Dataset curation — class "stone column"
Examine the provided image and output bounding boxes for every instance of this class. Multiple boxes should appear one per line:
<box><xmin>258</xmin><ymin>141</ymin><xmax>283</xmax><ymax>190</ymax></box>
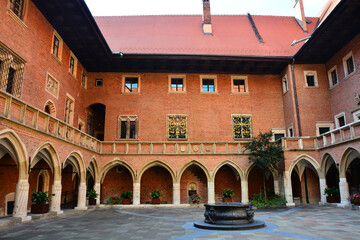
<box><xmin>50</xmin><ymin>181</ymin><xmax>63</xmax><ymax>214</ymax></box>
<box><xmin>319</xmin><ymin>178</ymin><xmax>327</xmax><ymax>204</ymax></box>
<box><xmin>338</xmin><ymin>177</ymin><xmax>350</xmax><ymax>207</ymax></box>
<box><xmin>133</xmin><ymin>183</ymin><xmax>140</xmax><ymax>205</ymax></box>
<box><xmin>207</xmin><ymin>181</ymin><xmax>215</xmax><ymax>204</ymax></box>
<box><xmin>13</xmin><ymin>179</ymin><xmax>31</xmax><ymax>221</ymax></box>
<box><xmin>284</xmin><ymin>171</ymin><xmax>295</xmax><ymax>207</ymax></box>
<box><xmin>94</xmin><ymin>183</ymin><xmax>101</xmax><ymax>205</ymax></box>
<box><xmin>241</xmin><ymin>180</ymin><xmax>249</xmax><ymax>203</ymax></box>
<box><xmin>75</xmin><ymin>182</ymin><xmax>88</xmax><ymax>210</ymax></box>
<box><xmin>173</xmin><ymin>183</ymin><xmax>180</xmax><ymax>205</ymax></box>
<box><xmin>274</xmin><ymin>179</ymin><xmax>280</xmax><ymax>195</ymax></box>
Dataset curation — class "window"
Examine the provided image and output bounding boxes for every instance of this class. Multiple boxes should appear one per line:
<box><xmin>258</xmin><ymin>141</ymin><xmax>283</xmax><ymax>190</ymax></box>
<box><xmin>328</xmin><ymin>66</ymin><xmax>338</xmax><ymax>88</ymax></box>
<box><xmin>95</xmin><ymin>79</ymin><xmax>103</xmax><ymax>87</ymax></box>
<box><xmin>272</xmin><ymin>129</ymin><xmax>286</xmax><ymax>141</ymax></box>
<box><xmin>51</xmin><ymin>31</ymin><xmax>63</xmax><ymax>62</ymax></box>
<box><xmin>200</xmin><ymin>75</ymin><xmax>217</xmax><ymax>93</ymax></box>
<box><xmin>316</xmin><ymin>122</ymin><xmax>334</xmax><ymax>136</ymax></box>
<box><xmin>352</xmin><ymin>110</ymin><xmax>360</xmax><ymax>122</ymax></box>
<box><xmin>81</xmin><ymin>71</ymin><xmax>87</xmax><ymax>89</ymax></box>
<box><xmin>69</xmin><ymin>52</ymin><xmax>77</xmax><ymax>78</ymax></box>
<box><xmin>123</xmin><ymin>76</ymin><xmax>139</xmax><ymax>93</ymax></box>
<box><xmin>304</xmin><ymin>71</ymin><xmax>318</xmax><ymax>87</ymax></box>
<box><xmin>0</xmin><ymin>44</ymin><xmax>25</xmax><ymax>98</ymax></box>
<box><xmin>343</xmin><ymin>51</ymin><xmax>356</xmax><ymax>77</ymax></box>
<box><xmin>282</xmin><ymin>75</ymin><xmax>288</xmax><ymax>94</ymax></box>
<box><xmin>169</xmin><ymin>75</ymin><xmax>186</xmax><ymax>93</ymax></box>
<box><xmin>287</xmin><ymin>125</ymin><xmax>294</xmax><ymax>137</ymax></box>
<box><xmin>10</xmin><ymin>0</ymin><xmax>25</xmax><ymax>18</ymax></box>
<box><xmin>335</xmin><ymin>112</ymin><xmax>346</xmax><ymax>128</ymax></box>
<box><xmin>232</xmin><ymin>115</ymin><xmax>252</xmax><ymax>139</ymax></box>
<box><xmin>231</xmin><ymin>76</ymin><xmax>248</xmax><ymax>93</ymax></box>
<box><xmin>64</xmin><ymin>95</ymin><xmax>74</xmax><ymax>125</ymax></box>
<box><xmin>117</xmin><ymin>116</ymin><xmax>139</xmax><ymax>140</ymax></box>
<box><xmin>167</xmin><ymin>114</ymin><xmax>188</xmax><ymax>140</ymax></box>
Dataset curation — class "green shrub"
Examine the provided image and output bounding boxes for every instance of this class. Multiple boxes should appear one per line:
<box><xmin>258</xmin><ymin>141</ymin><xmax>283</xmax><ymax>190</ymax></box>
<box><xmin>150</xmin><ymin>190</ymin><xmax>161</xmax><ymax>199</ymax></box>
<box><xmin>121</xmin><ymin>190</ymin><xmax>133</xmax><ymax>199</ymax></box>
<box><xmin>221</xmin><ymin>189</ymin><xmax>234</xmax><ymax>198</ymax></box>
<box><xmin>31</xmin><ymin>190</ymin><xmax>55</xmax><ymax>204</ymax></box>
<box><xmin>250</xmin><ymin>191</ymin><xmax>286</xmax><ymax>207</ymax></box>
<box><xmin>86</xmin><ymin>189</ymin><xmax>99</xmax><ymax>199</ymax></box>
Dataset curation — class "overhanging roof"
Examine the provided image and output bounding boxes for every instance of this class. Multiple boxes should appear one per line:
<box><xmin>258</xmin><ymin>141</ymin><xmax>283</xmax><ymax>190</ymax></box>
<box><xmin>295</xmin><ymin>0</ymin><xmax>360</xmax><ymax>63</ymax></box>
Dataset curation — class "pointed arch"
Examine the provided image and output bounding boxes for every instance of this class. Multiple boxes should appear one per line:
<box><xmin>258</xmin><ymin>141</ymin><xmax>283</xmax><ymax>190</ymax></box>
<box><xmin>0</xmin><ymin>129</ymin><xmax>28</xmax><ymax>180</ymax></box>
<box><xmin>137</xmin><ymin>160</ymin><xmax>176</xmax><ymax>183</ymax></box>
<box><xmin>339</xmin><ymin>147</ymin><xmax>360</xmax><ymax>178</ymax></box>
<box><xmin>177</xmin><ymin>159</ymin><xmax>210</xmax><ymax>183</ymax></box>
<box><xmin>87</xmin><ymin>157</ymin><xmax>100</xmax><ymax>183</ymax></box>
<box><xmin>31</xmin><ymin>142</ymin><xmax>61</xmax><ymax>181</ymax></box>
<box><xmin>64</xmin><ymin>151</ymin><xmax>86</xmax><ymax>182</ymax></box>
<box><xmin>44</xmin><ymin>99</ymin><xmax>56</xmax><ymax>116</ymax></box>
<box><xmin>245</xmin><ymin>162</ymin><xmax>278</xmax><ymax>181</ymax></box>
<box><xmin>320</xmin><ymin>152</ymin><xmax>337</xmax><ymax>179</ymax></box>
<box><xmin>288</xmin><ymin>154</ymin><xmax>320</xmax><ymax>177</ymax></box>
<box><xmin>99</xmin><ymin>159</ymin><xmax>136</xmax><ymax>184</ymax></box>
<box><xmin>212</xmin><ymin>160</ymin><xmax>244</xmax><ymax>182</ymax></box>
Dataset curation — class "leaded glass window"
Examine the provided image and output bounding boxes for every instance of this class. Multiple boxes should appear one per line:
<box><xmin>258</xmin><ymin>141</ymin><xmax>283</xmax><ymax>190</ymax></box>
<box><xmin>167</xmin><ymin>114</ymin><xmax>188</xmax><ymax>140</ymax></box>
<box><xmin>232</xmin><ymin>115</ymin><xmax>252</xmax><ymax>139</ymax></box>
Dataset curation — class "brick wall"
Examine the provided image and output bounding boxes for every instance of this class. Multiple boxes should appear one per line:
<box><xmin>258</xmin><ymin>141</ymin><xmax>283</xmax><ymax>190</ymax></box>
<box><xmin>248</xmin><ymin>166</ymin><xmax>274</xmax><ymax>199</ymax></box>
<box><xmin>180</xmin><ymin>165</ymin><xmax>208</xmax><ymax>204</ymax></box>
<box><xmin>101</xmin><ymin>166</ymin><xmax>133</xmax><ymax>202</ymax></box>
<box><xmin>0</xmin><ymin>154</ymin><xmax>18</xmax><ymax>216</ymax></box>
<box><xmin>214</xmin><ymin>165</ymin><xmax>241</xmax><ymax>202</ymax></box>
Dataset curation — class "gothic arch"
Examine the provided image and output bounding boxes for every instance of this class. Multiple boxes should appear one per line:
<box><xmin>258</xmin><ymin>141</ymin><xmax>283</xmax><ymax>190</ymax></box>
<box><xmin>100</xmin><ymin>159</ymin><xmax>136</xmax><ymax>184</ymax></box>
<box><xmin>44</xmin><ymin>100</ymin><xmax>56</xmax><ymax>116</ymax></box>
<box><xmin>137</xmin><ymin>160</ymin><xmax>176</xmax><ymax>184</ymax></box>
<box><xmin>87</xmin><ymin>157</ymin><xmax>100</xmax><ymax>184</ymax></box>
<box><xmin>320</xmin><ymin>152</ymin><xmax>337</xmax><ymax>179</ymax></box>
<box><xmin>288</xmin><ymin>154</ymin><xmax>320</xmax><ymax>177</ymax></box>
<box><xmin>212</xmin><ymin>160</ymin><xmax>244</xmax><ymax>182</ymax></box>
<box><xmin>245</xmin><ymin>162</ymin><xmax>278</xmax><ymax>181</ymax></box>
<box><xmin>177</xmin><ymin>159</ymin><xmax>210</xmax><ymax>183</ymax></box>
<box><xmin>339</xmin><ymin>147</ymin><xmax>360</xmax><ymax>178</ymax></box>
<box><xmin>31</xmin><ymin>142</ymin><xmax>61</xmax><ymax>181</ymax></box>
<box><xmin>64</xmin><ymin>151</ymin><xmax>86</xmax><ymax>182</ymax></box>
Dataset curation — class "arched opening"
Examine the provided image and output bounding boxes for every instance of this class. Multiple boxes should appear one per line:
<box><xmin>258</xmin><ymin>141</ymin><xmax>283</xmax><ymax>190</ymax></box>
<box><xmin>0</xmin><ymin>152</ymin><xmax>18</xmax><ymax>217</ymax></box>
<box><xmin>247</xmin><ymin>166</ymin><xmax>274</xmax><ymax>199</ymax></box>
<box><xmin>61</xmin><ymin>159</ymin><xmax>80</xmax><ymax>209</ymax></box>
<box><xmin>140</xmin><ymin>165</ymin><xmax>173</xmax><ymax>204</ymax></box>
<box><xmin>86</xmin><ymin>161</ymin><xmax>97</xmax><ymax>192</ymax></box>
<box><xmin>44</xmin><ymin>100</ymin><xmax>56</xmax><ymax>117</ymax></box>
<box><xmin>86</xmin><ymin>103</ymin><xmax>106</xmax><ymax>141</ymax></box>
<box><xmin>346</xmin><ymin>158</ymin><xmax>360</xmax><ymax>196</ymax></box>
<box><xmin>290</xmin><ymin>159</ymin><xmax>320</xmax><ymax>204</ymax></box>
<box><xmin>101</xmin><ymin>164</ymin><xmax>133</xmax><ymax>203</ymax></box>
<box><xmin>180</xmin><ymin>164</ymin><xmax>208</xmax><ymax>204</ymax></box>
<box><xmin>214</xmin><ymin>164</ymin><xmax>241</xmax><ymax>202</ymax></box>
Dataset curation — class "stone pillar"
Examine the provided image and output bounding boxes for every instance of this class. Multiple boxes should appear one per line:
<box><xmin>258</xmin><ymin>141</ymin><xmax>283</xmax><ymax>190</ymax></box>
<box><xmin>284</xmin><ymin>171</ymin><xmax>295</xmax><ymax>207</ymax></box>
<box><xmin>338</xmin><ymin>177</ymin><xmax>350</xmax><ymax>207</ymax></box>
<box><xmin>207</xmin><ymin>181</ymin><xmax>215</xmax><ymax>204</ymax></box>
<box><xmin>274</xmin><ymin>179</ymin><xmax>280</xmax><ymax>195</ymax></box>
<box><xmin>241</xmin><ymin>180</ymin><xmax>249</xmax><ymax>203</ymax></box>
<box><xmin>50</xmin><ymin>181</ymin><xmax>63</xmax><ymax>214</ymax></box>
<box><xmin>13</xmin><ymin>179</ymin><xmax>31</xmax><ymax>221</ymax></box>
<box><xmin>75</xmin><ymin>182</ymin><xmax>88</xmax><ymax>210</ymax></box>
<box><xmin>94</xmin><ymin>183</ymin><xmax>101</xmax><ymax>205</ymax></box>
<box><xmin>173</xmin><ymin>183</ymin><xmax>180</xmax><ymax>205</ymax></box>
<box><xmin>319</xmin><ymin>178</ymin><xmax>327</xmax><ymax>204</ymax></box>
<box><xmin>133</xmin><ymin>183</ymin><xmax>140</xmax><ymax>205</ymax></box>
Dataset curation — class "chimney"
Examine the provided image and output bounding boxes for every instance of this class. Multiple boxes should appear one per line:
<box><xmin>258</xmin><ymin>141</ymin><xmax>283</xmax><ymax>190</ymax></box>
<box><xmin>202</xmin><ymin>0</ymin><xmax>212</xmax><ymax>35</ymax></box>
<box><xmin>294</xmin><ymin>0</ymin><xmax>308</xmax><ymax>32</ymax></box>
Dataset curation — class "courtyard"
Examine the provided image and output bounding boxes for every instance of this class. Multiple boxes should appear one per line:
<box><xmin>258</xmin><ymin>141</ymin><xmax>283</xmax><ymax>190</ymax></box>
<box><xmin>0</xmin><ymin>205</ymin><xmax>359</xmax><ymax>240</ymax></box>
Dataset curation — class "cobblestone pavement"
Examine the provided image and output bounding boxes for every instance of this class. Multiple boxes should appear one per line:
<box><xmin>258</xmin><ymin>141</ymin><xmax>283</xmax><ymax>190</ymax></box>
<box><xmin>0</xmin><ymin>205</ymin><xmax>359</xmax><ymax>240</ymax></box>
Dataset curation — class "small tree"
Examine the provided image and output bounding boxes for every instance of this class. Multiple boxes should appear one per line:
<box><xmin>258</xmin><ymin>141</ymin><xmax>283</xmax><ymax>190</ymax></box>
<box><xmin>244</xmin><ymin>131</ymin><xmax>284</xmax><ymax>199</ymax></box>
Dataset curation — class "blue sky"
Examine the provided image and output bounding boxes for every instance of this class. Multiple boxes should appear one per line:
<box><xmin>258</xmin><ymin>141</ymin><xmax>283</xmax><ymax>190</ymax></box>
<box><xmin>85</xmin><ymin>0</ymin><xmax>328</xmax><ymax>17</ymax></box>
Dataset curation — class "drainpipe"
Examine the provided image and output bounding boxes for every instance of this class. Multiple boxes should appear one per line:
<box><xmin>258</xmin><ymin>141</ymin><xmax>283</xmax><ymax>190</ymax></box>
<box><xmin>291</xmin><ymin>58</ymin><xmax>302</xmax><ymax>136</ymax></box>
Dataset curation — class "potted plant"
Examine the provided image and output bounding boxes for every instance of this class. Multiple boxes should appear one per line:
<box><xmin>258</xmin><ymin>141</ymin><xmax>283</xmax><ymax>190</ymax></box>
<box><xmin>188</xmin><ymin>194</ymin><xmax>201</xmax><ymax>204</ymax></box>
<box><xmin>106</xmin><ymin>195</ymin><xmax>121</xmax><ymax>204</ymax></box>
<box><xmin>31</xmin><ymin>190</ymin><xmax>55</xmax><ymax>214</ymax></box>
<box><xmin>121</xmin><ymin>190</ymin><xmax>133</xmax><ymax>205</ymax></box>
<box><xmin>323</xmin><ymin>187</ymin><xmax>340</xmax><ymax>203</ymax></box>
<box><xmin>349</xmin><ymin>193</ymin><xmax>360</xmax><ymax>205</ymax></box>
<box><xmin>221</xmin><ymin>189</ymin><xmax>234</xmax><ymax>202</ymax></box>
<box><xmin>150</xmin><ymin>190</ymin><xmax>161</xmax><ymax>204</ymax></box>
<box><xmin>86</xmin><ymin>189</ymin><xmax>99</xmax><ymax>205</ymax></box>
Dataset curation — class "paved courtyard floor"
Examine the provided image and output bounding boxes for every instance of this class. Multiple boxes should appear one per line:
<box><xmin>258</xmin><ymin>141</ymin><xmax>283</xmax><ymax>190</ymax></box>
<box><xmin>0</xmin><ymin>205</ymin><xmax>359</xmax><ymax>240</ymax></box>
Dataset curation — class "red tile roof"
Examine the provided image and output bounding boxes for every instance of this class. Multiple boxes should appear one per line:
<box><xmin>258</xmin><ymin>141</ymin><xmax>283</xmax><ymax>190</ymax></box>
<box><xmin>95</xmin><ymin>15</ymin><xmax>318</xmax><ymax>57</ymax></box>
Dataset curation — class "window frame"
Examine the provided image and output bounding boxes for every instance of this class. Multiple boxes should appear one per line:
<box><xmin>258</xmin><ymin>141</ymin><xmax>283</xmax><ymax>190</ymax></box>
<box><xmin>343</xmin><ymin>51</ymin><xmax>356</xmax><ymax>78</ymax></box>
<box><xmin>122</xmin><ymin>75</ymin><xmax>140</xmax><ymax>94</ymax></box>
<box><xmin>231</xmin><ymin>76</ymin><xmax>249</xmax><ymax>94</ymax></box>
<box><xmin>327</xmin><ymin>65</ymin><xmax>339</xmax><ymax>89</ymax></box>
<box><xmin>168</xmin><ymin>75</ymin><xmax>186</xmax><ymax>93</ymax></box>
<box><xmin>334</xmin><ymin>112</ymin><xmax>346</xmax><ymax>128</ymax></box>
<box><xmin>232</xmin><ymin>114</ymin><xmax>253</xmax><ymax>140</ymax></box>
<box><xmin>95</xmin><ymin>79</ymin><xmax>103</xmax><ymax>87</ymax></box>
<box><xmin>69</xmin><ymin>52</ymin><xmax>78</xmax><ymax>79</ymax></box>
<box><xmin>315</xmin><ymin>121</ymin><xmax>334</xmax><ymax>136</ymax></box>
<box><xmin>64</xmin><ymin>94</ymin><xmax>75</xmax><ymax>126</ymax></box>
<box><xmin>200</xmin><ymin>75</ymin><xmax>217</xmax><ymax>94</ymax></box>
<box><xmin>287</xmin><ymin>124</ymin><xmax>294</xmax><ymax>137</ymax></box>
<box><xmin>304</xmin><ymin>71</ymin><xmax>318</xmax><ymax>88</ymax></box>
<box><xmin>271</xmin><ymin>129</ymin><xmax>286</xmax><ymax>141</ymax></box>
<box><xmin>81</xmin><ymin>70</ymin><xmax>87</xmax><ymax>89</ymax></box>
<box><xmin>7</xmin><ymin>0</ymin><xmax>28</xmax><ymax>28</ymax></box>
<box><xmin>51</xmin><ymin>30</ymin><xmax>63</xmax><ymax>64</ymax></box>
<box><xmin>116</xmin><ymin>115</ymin><xmax>139</xmax><ymax>140</ymax></box>
<box><xmin>282</xmin><ymin>74</ymin><xmax>288</xmax><ymax>94</ymax></box>
<box><xmin>352</xmin><ymin>109</ymin><xmax>360</xmax><ymax>122</ymax></box>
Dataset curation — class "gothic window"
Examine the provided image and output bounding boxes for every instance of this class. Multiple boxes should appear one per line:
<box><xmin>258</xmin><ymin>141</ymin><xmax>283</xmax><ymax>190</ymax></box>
<box><xmin>10</xmin><ymin>0</ymin><xmax>24</xmax><ymax>18</ymax></box>
<box><xmin>232</xmin><ymin>115</ymin><xmax>252</xmax><ymax>139</ymax></box>
<box><xmin>167</xmin><ymin>114</ymin><xmax>188</xmax><ymax>140</ymax></box>
<box><xmin>64</xmin><ymin>95</ymin><xmax>74</xmax><ymax>125</ymax></box>
<box><xmin>117</xmin><ymin>116</ymin><xmax>139</xmax><ymax>140</ymax></box>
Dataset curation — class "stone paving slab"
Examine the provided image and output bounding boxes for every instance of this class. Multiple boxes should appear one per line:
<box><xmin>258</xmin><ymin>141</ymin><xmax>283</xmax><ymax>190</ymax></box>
<box><xmin>0</xmin><ymin>205</ymin><xmax>359</xmax><ymax>240</ymax></box>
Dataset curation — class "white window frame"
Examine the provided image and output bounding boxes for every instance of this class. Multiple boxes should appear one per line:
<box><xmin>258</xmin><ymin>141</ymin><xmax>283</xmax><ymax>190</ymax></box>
<box><xmin>315</xmin><ymin>121</ymin><xmax>334</xmax><ymax>136</ymax></box>
<box><xmin>282</xmin><ymin>74</ymin><xmax>288</xmax><ymax>94</ymax></box>
<box><xmin>334</xmin><ymin>112</ymin><xmax>346</xmax><ymax>128</ymax></box>
<box><xmin>271</xmin><ymin>129</ymin><xmax>286</xmax><ymax>141</ymax></box>
<box><xmin>343</xmin><ymin>51</ymin><xmax>356</xmax><ymax>78</ymax></box>
<box><xmin>327</xmin><ymin>65</ymin><xmax>339</xmax><ymax>89</ymax></box>
<box><xmin>122</xmin><ymin>75</ymin><xmax>140</xmax><ymax>94</ymax></box>
<box><xmin>200</xmin><ymin>75</ymin><xmax>217</xmax><ymax>94</ymax></box>
<box><xmin>287</xmin><ymin>124</ymin><xmax>294</xmax><ymax>137</ymax></box>
<box><xmin>168</xmin><ymin>75</ymin><xmax>186</xmax><ymax>93</ymax></box>
<box><xmin>304</xmin><ymin>71</ymin><xmax>318</xmax><ymax>88</ymax></box>
<box><xmin>231</xmin><ymin>76</ymin><xmax>249</xmax><ymax>94</ymax></box>
<box><xmin>69</xmin><ymin>51</ymin><xmax>78</xmax><ymax>80</ymax></box>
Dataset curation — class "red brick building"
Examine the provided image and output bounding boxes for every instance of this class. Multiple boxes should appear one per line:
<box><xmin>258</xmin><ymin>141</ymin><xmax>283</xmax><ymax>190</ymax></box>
<box><xmin>0</xmin><ymin>0</ymin><xmax>359</xmax><ymax>220</ymax></box>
